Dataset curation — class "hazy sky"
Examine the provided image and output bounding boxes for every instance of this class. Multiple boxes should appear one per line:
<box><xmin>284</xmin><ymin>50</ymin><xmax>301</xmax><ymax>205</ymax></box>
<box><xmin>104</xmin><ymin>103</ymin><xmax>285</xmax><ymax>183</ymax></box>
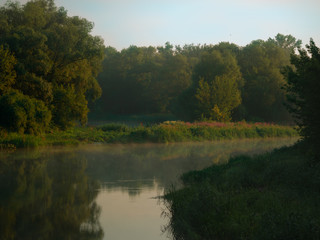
<box><xmin>1</xmin><ymin>0</ymin><xmax>320</xmax><ymax>50</ymax></box>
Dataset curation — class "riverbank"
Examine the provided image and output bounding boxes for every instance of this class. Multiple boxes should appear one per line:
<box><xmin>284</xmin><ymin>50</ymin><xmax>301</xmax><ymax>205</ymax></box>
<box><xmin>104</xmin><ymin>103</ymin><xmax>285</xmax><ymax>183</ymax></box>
<box><xmin>0</xmin><ymin>121</ymin><xmax>298</xmax><ymax>149</ymax></box>
<box><xmin>163</xmin><ymin>142</ymin><xmax>320</xmax><ymax>239</ymax></box>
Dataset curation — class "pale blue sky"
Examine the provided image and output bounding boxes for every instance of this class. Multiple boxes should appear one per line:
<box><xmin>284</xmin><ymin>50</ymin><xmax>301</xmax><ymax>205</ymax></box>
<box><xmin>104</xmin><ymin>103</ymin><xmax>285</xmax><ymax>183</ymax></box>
<box><xmin>1</xmin><ymin>0</ymin><xmax>320</xmax><ymax>50</ymax></box>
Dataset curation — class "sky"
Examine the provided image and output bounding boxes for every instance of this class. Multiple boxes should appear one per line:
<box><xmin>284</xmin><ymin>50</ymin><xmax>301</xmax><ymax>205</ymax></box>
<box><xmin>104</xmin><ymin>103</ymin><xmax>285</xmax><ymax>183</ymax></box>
<box><xmin>1</xmin><ymin>0</ymin><xmax>319</xmax><ymax>50</ymax></box>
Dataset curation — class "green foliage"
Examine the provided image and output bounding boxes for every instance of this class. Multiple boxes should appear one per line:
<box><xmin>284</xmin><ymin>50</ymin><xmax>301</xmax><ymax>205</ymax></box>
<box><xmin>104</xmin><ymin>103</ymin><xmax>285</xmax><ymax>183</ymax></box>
<box><xmin>164</xmin><ymin>145</ymin><xmax>320</xmax><ymax>240</ymax></box>
<box><xmin>15</xmin><ymin>72</ymin><xmax>53</xmax><ymax>104</ymax></box>
<box><xmin>182</xmin><ymin>46</ymin><xmax>243</xmax><ymax>121</ymax></box>
<box><xmin>152</xmin><ymin>124</ymin><xmax>192</xmax><ymax>143</ymax></box>
<box><xmin>0</xmin><ymin>1</ymin><xmax>304</xmax><ymax>132</ymax></box>
<box><xmin>0</xmin><ymin>45</ymin><xmax>16</xmax><ymax>94</ymax></box>
<box><xmin>195</xmin><ymin>76</ymin><xmax>241</xmax><ymax>122</ymax></box>
<box><xmin>0</xmin><ymin>122</ymin><xmax>297</xmax><ymax>148</ymax></box>
<box><xmin>0</xmin><ymin>90</ymin><xmax>51</xmax><ymax>135</ymax></box>
<box><xmin>270</xmin><ymin>33</ymin><xmax>302</xmax><ymax>51</ymax></box>
<box><xmin>96</xmin><ymin>44</ymin><xmax>192</xmax><ymax>115</ymax></box>
<box><xmin>127</xmin><ymin>126</ymin><xmax>154</xmax><ymax>142</ymax></box>
<box><xmin>0</xmin><ymin>0</ymin><xmax>104</xmax><ymax>131</ymax></box>
<box><xmin>87</xmin><ymin>34</ymin><xmax>302</xmax><ymax>124</ymax></box>
<box><xmin>284</xmin><ymin>39</ymin><xmax>320</xmax><ymax>159</ymax></box>
<box><xmin>238</xmin><ymin>34</ymin><xmax>300</xmax><ymax>122</ymax></box>
<box><xmin>0</xmin><ymin>132</ymin><xmax>43</xmax><ymax>148</ymax></box>
<box><xmin>98</xmin><ymin>123</ymin><xmax>130</xmax><ymax>132</ymax></box>
<box><xmin>91</xmin><ymin>34</ymin><xmax>301</xmax><ymax>124</ymax></box>
<box><xmin>52</xmin><ymin>85</ymin><xmax>88</xmax><ymax>129</ymax></box>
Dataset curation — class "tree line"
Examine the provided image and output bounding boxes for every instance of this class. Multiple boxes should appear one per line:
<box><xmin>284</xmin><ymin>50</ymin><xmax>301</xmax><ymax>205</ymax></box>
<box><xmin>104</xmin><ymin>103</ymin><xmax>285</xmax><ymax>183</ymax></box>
<box><xmin>94</xmin><ymin>35</ymin><xmax>301</xmax><ymax>123</ymax></box>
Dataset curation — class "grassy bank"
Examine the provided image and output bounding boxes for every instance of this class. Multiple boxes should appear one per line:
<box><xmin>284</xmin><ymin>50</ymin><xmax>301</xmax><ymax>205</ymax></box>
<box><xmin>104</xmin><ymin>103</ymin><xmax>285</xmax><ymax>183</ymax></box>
<box><xmin>0</xmin><ymin>121</ymin><xmax>298</xmax><ymax>149</ymax></box>
<box><xmin>163</xmin><ymin>143</ymin><xmax>320</xmax><ymax>240</ymax></box>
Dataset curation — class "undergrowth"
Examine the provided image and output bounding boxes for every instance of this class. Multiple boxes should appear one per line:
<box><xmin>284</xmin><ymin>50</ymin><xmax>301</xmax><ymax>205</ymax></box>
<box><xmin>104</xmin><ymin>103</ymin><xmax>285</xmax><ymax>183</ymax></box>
<box><xmin>0</xmin><ymin>121</ymin><xmax>298</xmax><ymax>149</ymax></box>
<box><xmin>163</xmin><ymin>143</ymin><xmax>320</xmax><ymax>240</ymax></box>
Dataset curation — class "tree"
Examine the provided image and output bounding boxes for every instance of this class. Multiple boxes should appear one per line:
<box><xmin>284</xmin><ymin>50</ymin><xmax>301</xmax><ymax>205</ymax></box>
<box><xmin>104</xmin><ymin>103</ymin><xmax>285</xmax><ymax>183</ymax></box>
<box><xmin>284</xmin><ymin>39</ymin><xmax>320</xmax><ymax>158</ymax></box>
<box><xmin>238</xmin><ymin>34</ymin><xmax>301</xmax><ymax>122</ymax></box>
<box><xmin>269</xmin><ymin>33</ymin><xmax>302</xmax><ymax>51</ymax></box>
<box><xmin>0</xmin><ymin>0</ymin><xmax>104</xmax><ymax>130</ymax></box>
<box><xmin>95</xmin><ymin>44</ymin><xmax>192</xmax><ymax>116</ymax></box>
<box><xmin>179</xmin><ymin>48</ymin><xmax>243</xmax><ymax>121</ymax></box>
<box><xmin>96</xmin><ymin>45</ymin><xmax>157</xmax><ymax>114</ymax></box>
<box><xmin>150</xmin><ymin>50</ymin><xmax>192</xmax><ymax>113</ymax></box>
<box><xmin>52</xmin><ymin>85</ymin><xmax>88</xmax><ymax>129</ymax></box>
<box><xmin>195</xmin><ymin>75</ymin><xmax>241</xmax><ymax>122</ymax></box>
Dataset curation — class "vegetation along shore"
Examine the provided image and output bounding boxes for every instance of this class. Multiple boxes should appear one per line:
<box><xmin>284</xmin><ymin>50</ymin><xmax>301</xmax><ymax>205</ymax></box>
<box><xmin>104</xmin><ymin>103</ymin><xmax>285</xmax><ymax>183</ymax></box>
<box><xmin>0</xmin><ymin>121</ymin><xmax>297</xmax><ymax>149</ymax></box>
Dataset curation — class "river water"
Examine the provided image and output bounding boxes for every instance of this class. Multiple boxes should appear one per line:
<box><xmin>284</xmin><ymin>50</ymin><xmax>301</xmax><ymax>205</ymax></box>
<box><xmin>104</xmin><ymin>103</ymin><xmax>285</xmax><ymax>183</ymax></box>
<box><xmin>0</xmin><ymin>138</ymin><xmax>297</xmax><ymax>240</ymax></box>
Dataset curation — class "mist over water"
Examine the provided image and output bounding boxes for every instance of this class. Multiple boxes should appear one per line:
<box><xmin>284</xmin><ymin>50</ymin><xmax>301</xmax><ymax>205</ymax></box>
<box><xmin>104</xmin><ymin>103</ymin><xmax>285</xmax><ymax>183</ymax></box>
<box><xmin>0</xmin><ymin>138</ymin><xmax>298</xmax><ymax>240</ymax></box>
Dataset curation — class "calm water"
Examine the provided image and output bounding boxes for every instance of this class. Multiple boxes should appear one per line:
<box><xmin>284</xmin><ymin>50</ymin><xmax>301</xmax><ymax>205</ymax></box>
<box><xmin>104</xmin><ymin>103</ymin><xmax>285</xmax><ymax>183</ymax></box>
<box><xmin>0</xmin><ymin>138</ymin><xmax>297</xmax><ymax>240</ymax></box>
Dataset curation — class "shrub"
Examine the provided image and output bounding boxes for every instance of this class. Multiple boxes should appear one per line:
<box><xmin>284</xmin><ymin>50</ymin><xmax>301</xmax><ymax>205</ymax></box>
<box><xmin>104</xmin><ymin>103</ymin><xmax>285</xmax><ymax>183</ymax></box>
<box><xmin>0</xmin><ymin>91</ymin><xmax>51</xmax><ymax>135</ymax></box>
<box><xmin>153</xmin><ymin>125</ymin><xmax>190</xmax><ymax>142</ymax></box>
<box><xmin>128</xmin><ymin>127</ymin><xmax>153</xmax><ymax>142</ymax></box>
<box><xmin>98</xmin><ymin>123</ymin><xmax>130</xmax><ymax>132</ymax></box>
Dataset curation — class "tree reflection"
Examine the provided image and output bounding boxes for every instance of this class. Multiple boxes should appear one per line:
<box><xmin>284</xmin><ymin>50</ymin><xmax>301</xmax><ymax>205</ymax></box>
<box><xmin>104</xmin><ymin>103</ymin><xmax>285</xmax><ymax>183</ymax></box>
<box><xmin>0</xmin><ymin>152</ymin><xmax>103</xmax><ymax>240</ymax></box>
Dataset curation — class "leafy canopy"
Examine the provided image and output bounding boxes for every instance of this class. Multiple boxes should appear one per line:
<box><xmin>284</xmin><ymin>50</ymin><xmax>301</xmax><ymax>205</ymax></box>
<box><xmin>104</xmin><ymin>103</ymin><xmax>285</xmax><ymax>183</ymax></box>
<box><xmin>0</xmin><ymin>0</ymin><xmax>104</xmax><ymax>131</ymax></box>
<box><xmin>238</xmin><ymin>34</ymin><xmax>301</xmax><ymax>122</ymax></box>
<box><xmin>183</xmin><ymin>45</ymin><xmax>243</xmax><ymax>121</ymax></box>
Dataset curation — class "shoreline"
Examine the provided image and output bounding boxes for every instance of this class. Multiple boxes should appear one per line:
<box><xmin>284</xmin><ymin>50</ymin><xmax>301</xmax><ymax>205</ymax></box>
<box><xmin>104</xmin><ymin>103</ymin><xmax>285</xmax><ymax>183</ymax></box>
<box><xmin>0</xmin><ymin>122</ymin><xmax>298</xmax><ymax>150</ymax></box>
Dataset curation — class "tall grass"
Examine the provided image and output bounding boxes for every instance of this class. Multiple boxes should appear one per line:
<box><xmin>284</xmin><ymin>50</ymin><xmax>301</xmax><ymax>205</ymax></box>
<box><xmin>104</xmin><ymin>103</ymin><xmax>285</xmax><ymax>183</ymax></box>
<box><xmin>0</xmin><ymin>132</ymin><xmax>43</xmax><ymax>148</ymax></box>
<box><xmin>0</xmin><ymin>121</ymin><xmax>298</xmax><ymax>148</ymax></box>
<box><xmin>163</xmin><ymin>143</ymin><xmax>320</xmax><ymax>240</ymax></box>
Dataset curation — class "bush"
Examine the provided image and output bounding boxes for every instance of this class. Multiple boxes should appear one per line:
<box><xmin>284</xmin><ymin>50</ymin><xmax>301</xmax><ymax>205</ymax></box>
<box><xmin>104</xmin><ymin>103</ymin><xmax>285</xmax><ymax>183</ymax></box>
<box><xmin>98</xmin><ymin>123</ymin><xmax>130</xmax><ymax>132</ymax></box>
<box><xmin>0</xmin><ymin>91</ymin><xmax>51</xmax><ymax>135</ymax></box>
<box><xmin>128</xmin><ymin>127</ymin><xmax>154</xmax><ymax>142</ymax></box>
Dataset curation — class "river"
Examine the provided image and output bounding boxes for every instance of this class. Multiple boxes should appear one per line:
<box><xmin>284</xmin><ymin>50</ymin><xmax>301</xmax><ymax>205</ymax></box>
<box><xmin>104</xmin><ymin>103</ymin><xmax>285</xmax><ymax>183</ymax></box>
<box><xmin>0</xmin><ymin>138</ymin><xmax>297</xmax><ymax>240</ymax></box>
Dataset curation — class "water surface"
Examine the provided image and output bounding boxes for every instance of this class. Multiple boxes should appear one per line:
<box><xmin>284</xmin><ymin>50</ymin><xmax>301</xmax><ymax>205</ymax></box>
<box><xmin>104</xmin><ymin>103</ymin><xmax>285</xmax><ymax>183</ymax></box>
<box><xmin>0</xmin><ymin>138</ymin><xmax>297</xmax><ymax>240</ymax></box>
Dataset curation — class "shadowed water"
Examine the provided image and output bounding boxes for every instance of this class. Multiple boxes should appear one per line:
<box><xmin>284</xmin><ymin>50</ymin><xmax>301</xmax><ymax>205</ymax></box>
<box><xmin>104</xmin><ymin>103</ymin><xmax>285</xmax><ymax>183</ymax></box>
<box><xmin>0</xmin><ymin>138</ymin><xmax>297</xmax><ymax>240</ymax></box>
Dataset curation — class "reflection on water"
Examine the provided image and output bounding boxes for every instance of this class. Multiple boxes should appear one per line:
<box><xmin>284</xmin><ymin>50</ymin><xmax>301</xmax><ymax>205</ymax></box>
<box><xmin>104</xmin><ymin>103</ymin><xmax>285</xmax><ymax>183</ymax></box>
<box><xmin>0</xmin><ymin>138</ymin><xmax>297</xmax><ymax>240</ymax></box>
<box><xmin>0</xmin><ymin>152</ymin><xmax>103</xmax><ymax>240</ymax></box>
<box><xmin>100</xmin><ymin>179</ymin><xmax>158</xmax><ymax>199</ymax></box>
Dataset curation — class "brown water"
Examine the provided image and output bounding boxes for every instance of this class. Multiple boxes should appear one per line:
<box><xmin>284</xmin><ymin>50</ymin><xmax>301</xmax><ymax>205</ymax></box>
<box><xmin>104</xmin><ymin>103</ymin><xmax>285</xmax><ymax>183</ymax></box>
<box><xmin>0</xmin><ymin>138</ymin><xmax>298</xmax><ymax>240</ymax></box>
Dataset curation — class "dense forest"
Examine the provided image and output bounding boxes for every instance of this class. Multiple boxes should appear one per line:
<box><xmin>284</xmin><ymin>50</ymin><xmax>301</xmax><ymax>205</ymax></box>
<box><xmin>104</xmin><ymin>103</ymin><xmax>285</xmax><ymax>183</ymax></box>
<box><xmin>0</xmin><ymin>0</ymin><xmax>310</xmax><ymax>136</ymax></box>
<box><xmin>94</xmin><ymin>35</ymin><xmax>301</xmax><ymax>123</ymax></box>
